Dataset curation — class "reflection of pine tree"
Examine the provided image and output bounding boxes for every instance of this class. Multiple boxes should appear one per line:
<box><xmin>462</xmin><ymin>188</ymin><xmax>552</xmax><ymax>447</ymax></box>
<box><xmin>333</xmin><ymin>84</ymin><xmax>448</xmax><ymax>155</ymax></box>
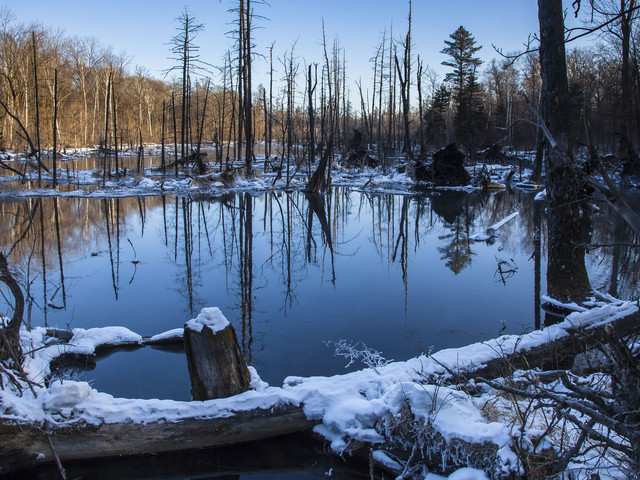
<box><xmin>438</xmin><ymin>215</ymin><xmax>474</xmax><ymax>275</ymax></box>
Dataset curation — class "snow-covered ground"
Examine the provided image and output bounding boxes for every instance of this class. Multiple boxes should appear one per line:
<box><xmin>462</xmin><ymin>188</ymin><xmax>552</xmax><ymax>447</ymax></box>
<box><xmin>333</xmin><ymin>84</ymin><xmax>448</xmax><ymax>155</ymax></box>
<box><xmin>0</xmin><ymin>147</ymin><xmax>536</xmax><ymax>199</ymax></box>
<box><xmin>1</xmin><ymin>299</ymin><xmax>636</xmax><ymax>478</ymax></box>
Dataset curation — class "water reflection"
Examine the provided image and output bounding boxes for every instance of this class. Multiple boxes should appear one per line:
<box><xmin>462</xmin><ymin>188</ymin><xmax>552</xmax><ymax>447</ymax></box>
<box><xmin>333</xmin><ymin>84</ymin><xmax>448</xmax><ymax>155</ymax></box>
<box><xmin>5</xmin><ymin>432</ymin><xmax>372</xmax><ymax>480</ymax></box>
<box><xmin>1</xmin><ymin>188</ymin><xmax>638</xmax><ymax>399</ymax></box>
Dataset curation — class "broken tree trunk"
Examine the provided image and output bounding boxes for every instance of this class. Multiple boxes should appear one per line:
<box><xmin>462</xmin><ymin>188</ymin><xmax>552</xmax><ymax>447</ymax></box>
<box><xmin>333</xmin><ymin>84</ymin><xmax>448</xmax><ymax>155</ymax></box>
<box><xmin>183</xmin><ymin>307</ymin><xmax>251</xmax><ymax>400</ymax></box>
<box><xmin>305</xmin><ymin>140</ymin><xmax>332</xmax><ymax>193</ymax></box>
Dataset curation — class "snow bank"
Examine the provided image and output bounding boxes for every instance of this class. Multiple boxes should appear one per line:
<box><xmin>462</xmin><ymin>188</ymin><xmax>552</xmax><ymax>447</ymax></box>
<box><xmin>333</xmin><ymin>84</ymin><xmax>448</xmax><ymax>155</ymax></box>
<box><xmin>1</xmin><ymin>301</ymin><xmax>637</xmax><ymax>477</ymax></box>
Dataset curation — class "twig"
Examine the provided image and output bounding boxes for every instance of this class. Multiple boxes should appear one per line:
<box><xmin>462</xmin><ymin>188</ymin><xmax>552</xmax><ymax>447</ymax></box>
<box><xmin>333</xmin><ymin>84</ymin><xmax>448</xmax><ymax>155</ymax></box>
<box><xmin>44</xmin><ymin>426</ymin><xmax>67</xmax><ymax>480</ymax></box>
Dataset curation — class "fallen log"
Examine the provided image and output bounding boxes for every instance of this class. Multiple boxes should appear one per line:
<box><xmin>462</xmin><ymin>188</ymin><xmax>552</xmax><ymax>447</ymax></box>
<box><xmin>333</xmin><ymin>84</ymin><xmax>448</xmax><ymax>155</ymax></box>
<box><xmin>24</xmin><ymin>431</ymin><xmax>367</xmax><ymax>480</ymax></box>
<box><xmin>3</xmin><ymin>302</ymin><xmax>638</xmax><ymax>477</ymax></box>
<box><xmin>428</xmin><ymin>303</ymin><xmax>640</xmax><ymax>384</ymax></box>
<box><xmin>0</xmin><ymin>403</ymin><xmax>316</xmax><ymax>475</ymax></box>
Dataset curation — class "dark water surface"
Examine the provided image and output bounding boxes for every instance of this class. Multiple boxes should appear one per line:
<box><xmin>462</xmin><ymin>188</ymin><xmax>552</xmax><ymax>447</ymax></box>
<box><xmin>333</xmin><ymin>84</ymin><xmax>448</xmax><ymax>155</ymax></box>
<box><xmin>1</xmin><ymin>188</ymin><xmax>638</xmax><ymax>401</ymax></box>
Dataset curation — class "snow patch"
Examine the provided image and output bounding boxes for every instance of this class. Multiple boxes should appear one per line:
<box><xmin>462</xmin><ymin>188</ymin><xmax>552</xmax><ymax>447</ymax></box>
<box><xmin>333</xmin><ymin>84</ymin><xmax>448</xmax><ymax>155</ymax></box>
<box><xmin>534</xmin><ymin>189</ymin><xmax>547</xmax><ymax>201</ymax></box>
<box><xmin>71</xmin><ymin>326</ymin><xmax>142</xmax><ymax>350</ymax></box>
<box><xmin>185</xmin><ymin>307</ymin><xmax>230</xmax><ymax>333</ymax></box>
<box><xmin>148</xmin><ymin>328</ymin><xmax>184</xmax><ymax>343</ymax></box>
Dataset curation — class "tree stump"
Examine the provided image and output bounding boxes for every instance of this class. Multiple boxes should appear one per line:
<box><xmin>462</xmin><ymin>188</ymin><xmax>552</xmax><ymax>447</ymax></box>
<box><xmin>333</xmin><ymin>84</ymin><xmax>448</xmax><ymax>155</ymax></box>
<box><xmin>183</xmin><ymin>307</ymin><xmax>251</xmax><ymax>400</ymax></box>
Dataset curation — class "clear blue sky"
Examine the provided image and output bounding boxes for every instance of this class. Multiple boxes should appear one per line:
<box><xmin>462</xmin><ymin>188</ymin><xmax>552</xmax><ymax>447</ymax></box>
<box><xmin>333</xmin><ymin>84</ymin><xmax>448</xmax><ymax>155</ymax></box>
<box><xmin>2</xmin><ymin>1</ymin><xmax>587</xmax><ymax>90</ymax></box>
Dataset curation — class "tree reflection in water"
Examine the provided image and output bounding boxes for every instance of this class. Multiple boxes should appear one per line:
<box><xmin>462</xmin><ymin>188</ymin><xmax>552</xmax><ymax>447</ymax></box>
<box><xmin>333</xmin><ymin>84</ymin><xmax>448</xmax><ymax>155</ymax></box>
<box><xmin>0</xmin><ymin>188</ymin><xmax>638</xmax><ymax>397</ymax></box>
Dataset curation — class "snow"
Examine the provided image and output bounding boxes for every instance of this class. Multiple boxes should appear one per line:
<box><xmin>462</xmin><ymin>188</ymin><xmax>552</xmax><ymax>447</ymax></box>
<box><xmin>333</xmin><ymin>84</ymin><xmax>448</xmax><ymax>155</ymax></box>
<box><xmin>541</xmin><ymin>295</ymin><xmax>589</xmax><ymax>312</ymax></box>
<box><xmin>1</xmin><ymin>300</ymin><xmax>637</xmax><ymax>477</ymax></box>
<box><xmin>0</xmin><ymin>152</ymin><xmax>423</xmax><ymax>199</ymax></box>
<box><xmin>185</xmin><ymin>307</ymin><xmax>230</xmax><ymax>333</ymax></box>
<box><xmin>147</xmin><ymin>328</ymin><xmax>183</xmax><ymax>343</ymax></box>
<box><xmin>470</xmin><ymin>212</ymin><xmax>519</xmax><ymax>241</ymax></box>
<box><xmin>534</xmin><ymin>189</ymin><xmax>547</xmax><ymax>201</ymax></box>
<box><xmin>432</xmin><ymin>469</ymin><xmax>490</xmax><ymax>480</ymax></box>
<box><xmin>71</xmin><ymin>326</ymin><xmax>142</xmax><ymax>350</ymax></box>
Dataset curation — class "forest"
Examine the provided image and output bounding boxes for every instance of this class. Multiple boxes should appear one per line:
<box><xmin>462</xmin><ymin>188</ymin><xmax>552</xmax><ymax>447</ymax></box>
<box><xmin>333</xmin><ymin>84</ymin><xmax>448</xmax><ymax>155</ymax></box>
<box><xmin>0</xmin><ymin>1</ymin><xmax>638</xmax><ymax>178</ymax></box>
<box><xmin>0</xmin><ymin>0</ymin><xmax>640</xmax><ymax>479</ymax></box>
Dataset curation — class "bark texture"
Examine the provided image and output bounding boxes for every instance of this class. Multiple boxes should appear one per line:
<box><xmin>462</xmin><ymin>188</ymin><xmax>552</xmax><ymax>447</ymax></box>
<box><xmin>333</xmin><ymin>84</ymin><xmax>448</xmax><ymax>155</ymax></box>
<box><xmin>0</xmin><ymin>404</ymin><xmax>315</xmax><ymax>475</ymax></box>
<box><xmin>184</xmin><ymin>322</ymin><xmax>251</xmax><ymax>400</ymax></box>
<box><xmin>538</xmin><ymin>0</ymin><xmax>591</xmax><ymax>302</ymax></box>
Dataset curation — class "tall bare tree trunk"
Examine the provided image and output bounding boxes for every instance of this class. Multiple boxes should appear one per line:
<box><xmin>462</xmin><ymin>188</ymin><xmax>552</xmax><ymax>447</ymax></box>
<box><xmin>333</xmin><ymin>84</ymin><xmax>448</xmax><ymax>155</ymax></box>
<box><xmin>52</xmin><ymin>69</ymin><xmax>58</xmax><ymax>187</ymax></box>
<box><xmin>307</xmin><ymin>64</ymin><xmax>317</xmax><ymax>169</ymax></box>
<box><xmin>32</xmin><ymin>32</ymin><xmax>41</xmax><ymax>183</ymax></box>
<box><xmin>538</xmin><ymin>0</ymin><xmax>591</xmax><ymax>302</ymax></box>
<box><xmin>111</xmin><ymin>77</ymin><xmax>119</xmax><ymax>176</ymax></box>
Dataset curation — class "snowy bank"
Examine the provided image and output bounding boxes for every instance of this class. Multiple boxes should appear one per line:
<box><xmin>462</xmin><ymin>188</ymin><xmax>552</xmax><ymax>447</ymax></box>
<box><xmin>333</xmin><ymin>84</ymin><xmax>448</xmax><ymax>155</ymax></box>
<box><xmin>1</xmin><ymin>300</ymin><xmax>638</xmax><ymax>477</ymax></box>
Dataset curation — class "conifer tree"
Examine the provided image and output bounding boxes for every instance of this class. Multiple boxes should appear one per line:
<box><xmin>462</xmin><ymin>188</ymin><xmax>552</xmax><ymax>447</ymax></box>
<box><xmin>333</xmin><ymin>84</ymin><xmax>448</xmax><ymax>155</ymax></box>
<box><xmin>440</xmin><ymin>26</ymin><xmax>482</xmax><ymax>146</ymax></box>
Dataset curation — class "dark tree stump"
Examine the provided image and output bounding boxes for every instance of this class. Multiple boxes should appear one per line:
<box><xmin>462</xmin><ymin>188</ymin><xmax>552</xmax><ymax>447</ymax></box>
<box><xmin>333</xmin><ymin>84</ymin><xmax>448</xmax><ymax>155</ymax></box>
<box><xmin>184</xmin><ymin>308</ymin><xmax>251</xmax><ymax>400</ymax></box>
<box><xmin>415</xmin><ymin>143</ymin><xmax>471</xmax><ymax>186</ymax></box>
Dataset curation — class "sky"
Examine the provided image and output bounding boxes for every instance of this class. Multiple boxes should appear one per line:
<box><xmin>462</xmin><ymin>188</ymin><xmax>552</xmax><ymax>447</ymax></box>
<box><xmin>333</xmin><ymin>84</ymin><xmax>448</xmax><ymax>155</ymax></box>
<box><xmin>2</xmin><ymin>1</ymin><xmax>587</xmax><ymax>90</ymax></box>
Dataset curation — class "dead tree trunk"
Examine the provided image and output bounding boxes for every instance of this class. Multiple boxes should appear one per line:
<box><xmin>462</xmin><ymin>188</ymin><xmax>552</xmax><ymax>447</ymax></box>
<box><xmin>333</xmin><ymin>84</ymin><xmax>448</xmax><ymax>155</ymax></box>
<box><xmin>305</xmin><ymin>140</ymin><xmax>331</xmax><ymax>193</ymax></box>
<box><xmin>111</xmin><ymin>76</ymin><xmax>119</xmax><ymax>177</ymax></box>
<box><xmin>52</xmin><ymin>69</ymin><xmax>58</xmax><ymax>187</ymax></box>
<box><xmin>0</xmin><ymin>253</ymin><xmax>24</xmax><ymax>366</ymax></box>
<box><xmin>307</xmin><ymin>64</ymin><xmax>317</xmax><ymax>172</ymax></box>
<box><xmin>32</xmin><ymin>32</ymin><xmax>42</xmax><ymax>183</ymax></box>
<box><xmin>183</xmin><ymin>308</ymin><xmax>251</xmax><ymax>400</ymax></box>
<box><xmin>538</xmin><ymin>0</ymin><xmax>591</xmax><ymax>302</ymax></box>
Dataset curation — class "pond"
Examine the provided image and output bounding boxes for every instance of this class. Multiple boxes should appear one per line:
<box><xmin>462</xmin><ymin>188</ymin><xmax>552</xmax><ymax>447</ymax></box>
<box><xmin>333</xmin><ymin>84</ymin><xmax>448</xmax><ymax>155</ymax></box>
<box><xmin>2</xmin><ymin>187</ymin><xmax>638</xmax><ymax>402</ymax></box>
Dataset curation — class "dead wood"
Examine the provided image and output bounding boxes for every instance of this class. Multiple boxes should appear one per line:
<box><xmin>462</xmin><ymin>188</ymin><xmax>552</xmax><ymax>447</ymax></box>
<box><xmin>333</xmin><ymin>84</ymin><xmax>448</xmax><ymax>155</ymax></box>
<box><xmin>305</xmin><ymin>140</ymin><xmax>332</xmax><ymax>193</ymax></box>
<box><xmin>428</xmin><ymin>307</ymin><xmax>640</xmax><ymax>384</ymax></box>
<box><xmin>0</xmin><ymin>404</ymin><xmax>316</xmax><ymax>475</ymax></box>
<box><xmin>0</xmin><ymin>160</ymin><xmax>24</xmax><ymax>177</ymax></box>
<box><xmin>0</xmin><ymin>253</ymin><xmax>24</xmax><ymax>364</ymax></box>
<box><xmin>184</xmin><ymin>321</ymin><xmax>251</xmax><ymax>400</ymax></box>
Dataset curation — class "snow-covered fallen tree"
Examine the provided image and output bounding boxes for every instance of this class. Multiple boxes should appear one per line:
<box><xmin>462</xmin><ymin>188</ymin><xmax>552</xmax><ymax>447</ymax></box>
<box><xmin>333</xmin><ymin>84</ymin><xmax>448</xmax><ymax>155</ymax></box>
<box><xmin>0</xmin><ymin>298</ymin><xmax>638</xmax><ymax>478</ymax></box>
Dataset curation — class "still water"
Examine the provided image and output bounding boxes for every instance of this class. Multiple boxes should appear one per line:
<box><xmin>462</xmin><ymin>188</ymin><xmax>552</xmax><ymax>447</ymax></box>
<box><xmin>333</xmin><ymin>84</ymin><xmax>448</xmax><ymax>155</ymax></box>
<box><xmin>1</xmin><ymin>188</ymin><xmax>637</xmax><ymax>401</ymax></box>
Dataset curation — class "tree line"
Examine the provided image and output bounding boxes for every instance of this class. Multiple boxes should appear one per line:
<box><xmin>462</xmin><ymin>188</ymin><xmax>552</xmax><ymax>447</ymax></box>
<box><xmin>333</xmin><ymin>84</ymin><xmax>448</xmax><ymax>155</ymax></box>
<box><xmin>1</xmin><ymin>3</ymin><xmax>639</xmax><ymax>174</ymax></box>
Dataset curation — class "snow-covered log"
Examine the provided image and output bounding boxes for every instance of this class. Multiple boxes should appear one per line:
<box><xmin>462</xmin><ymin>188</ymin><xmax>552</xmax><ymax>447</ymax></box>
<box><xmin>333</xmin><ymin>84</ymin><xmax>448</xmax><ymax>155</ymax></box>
<box><xmin>426</xmin><ymin>301</ymin><xmax>640</xmax><ymax>384</ymax></box>
<box><xmin>2</xmin><ymin>302</ymin><xmax>638</xmax><ymax>477</ymax></box>
<box><xmin>0</xmin><ymin>404</ymin><xmax>315</xmax><ymax>474</ymax></box>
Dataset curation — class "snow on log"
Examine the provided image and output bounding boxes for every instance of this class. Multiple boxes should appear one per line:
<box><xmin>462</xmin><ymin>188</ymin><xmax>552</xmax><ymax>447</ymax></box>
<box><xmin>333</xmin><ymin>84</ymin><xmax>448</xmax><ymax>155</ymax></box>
<box><xmin>184</xmin><ymin>307</ymin><xmax>251</xmax><ymax>400</ymax></box>
<box><xmin>2</xmin><ymin>301</ymin><xmax>638</xmax><ymax>476</ymax></box>
<box><xmin>421</xmin><ymin>300</ymin><xmax>640</xmax><ymax>384</ymax></box>
<box><xmin>143</xmin><ymin>328</ymin><xmax>184</xmax><ymax>346</ymax></box>
<box><xmin>470</xmin><ymin>212</ymin><xmax>519</xmax><ymax>241</ymax></box>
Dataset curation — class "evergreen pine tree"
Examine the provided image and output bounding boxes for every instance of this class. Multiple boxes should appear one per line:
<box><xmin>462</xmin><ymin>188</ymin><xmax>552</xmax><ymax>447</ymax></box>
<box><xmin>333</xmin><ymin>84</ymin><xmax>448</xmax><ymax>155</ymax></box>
<box><xmin>440</xmin><ymin>26</ymin><xmax>483</xmax><ymax>147</ymax></box>
<box><xmin>426</xmin><ymin>84</ymin><xmax>451</xmax><ymax>147</ymax></box>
